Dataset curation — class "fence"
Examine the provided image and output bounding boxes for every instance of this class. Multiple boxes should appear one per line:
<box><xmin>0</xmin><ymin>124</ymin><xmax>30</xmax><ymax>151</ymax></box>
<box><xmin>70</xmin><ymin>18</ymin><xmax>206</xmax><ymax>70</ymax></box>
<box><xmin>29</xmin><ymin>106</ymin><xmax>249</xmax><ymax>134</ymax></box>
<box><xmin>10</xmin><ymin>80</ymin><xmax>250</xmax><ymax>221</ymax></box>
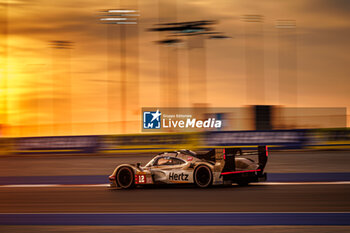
<box><xmin>1</xmin><ymin>128</ymin><xmax>349</xmax><ymax>154</ymax></box>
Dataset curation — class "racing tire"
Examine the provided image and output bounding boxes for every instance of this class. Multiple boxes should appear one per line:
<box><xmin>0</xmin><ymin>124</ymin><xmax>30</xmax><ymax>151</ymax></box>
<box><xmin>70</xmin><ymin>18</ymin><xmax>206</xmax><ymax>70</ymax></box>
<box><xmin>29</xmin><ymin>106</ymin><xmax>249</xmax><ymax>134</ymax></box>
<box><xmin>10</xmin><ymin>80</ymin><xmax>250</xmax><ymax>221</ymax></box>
<box><xmin>194</xmin><ymin>165</ymin><xmax>213</xmax><ymax>188</ymax></box>
<box><xmin>116</xmin><ymin>166</ymin><xmax>135</xmax><ymax>189</ymax></box>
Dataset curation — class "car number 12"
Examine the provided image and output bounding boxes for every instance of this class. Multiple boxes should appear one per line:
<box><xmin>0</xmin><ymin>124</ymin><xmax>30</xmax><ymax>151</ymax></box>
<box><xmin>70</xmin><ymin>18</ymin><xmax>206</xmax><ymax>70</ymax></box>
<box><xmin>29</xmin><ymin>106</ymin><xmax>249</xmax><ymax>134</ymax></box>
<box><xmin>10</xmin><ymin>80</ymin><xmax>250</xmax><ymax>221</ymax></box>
<box><xmin>138</xmin><ymin>175</ymin><xmax>145</xmax><ymax>183</ymax></box>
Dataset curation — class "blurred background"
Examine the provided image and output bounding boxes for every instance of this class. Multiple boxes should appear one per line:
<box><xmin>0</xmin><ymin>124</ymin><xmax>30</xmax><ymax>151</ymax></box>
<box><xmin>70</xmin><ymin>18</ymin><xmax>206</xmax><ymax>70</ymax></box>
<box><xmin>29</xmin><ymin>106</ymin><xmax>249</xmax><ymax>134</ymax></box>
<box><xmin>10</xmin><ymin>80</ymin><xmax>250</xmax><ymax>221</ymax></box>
<box><xmin>0</xmin><ymin>0</ymin><xmax>349</xmax><ymax>137</ymax></box>
<box><xmin>0</xmin><ymin>2</ymin><xmax>350</xmax><ymax>232</ymax></box>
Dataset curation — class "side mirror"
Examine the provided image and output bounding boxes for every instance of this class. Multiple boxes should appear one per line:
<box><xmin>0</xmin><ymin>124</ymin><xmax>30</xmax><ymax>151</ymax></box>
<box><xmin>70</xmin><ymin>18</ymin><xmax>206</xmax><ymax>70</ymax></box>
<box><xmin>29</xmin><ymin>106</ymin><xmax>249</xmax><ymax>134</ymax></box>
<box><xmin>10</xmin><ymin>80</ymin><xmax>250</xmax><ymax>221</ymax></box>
<box><xmin>136</xmin><ymin>162</ymin><xmax>143</xmax><ymax>171</ymax></box>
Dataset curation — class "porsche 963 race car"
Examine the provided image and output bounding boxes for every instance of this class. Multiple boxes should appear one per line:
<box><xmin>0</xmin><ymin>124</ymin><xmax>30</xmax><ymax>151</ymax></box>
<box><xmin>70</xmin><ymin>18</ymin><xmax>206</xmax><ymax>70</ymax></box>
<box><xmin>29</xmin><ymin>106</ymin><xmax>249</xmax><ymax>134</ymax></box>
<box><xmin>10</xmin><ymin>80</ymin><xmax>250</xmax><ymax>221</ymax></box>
<box><xmin>109</xmin><ymin>146</ymin><xmax>268</xmax><ymax>189</ymax></box>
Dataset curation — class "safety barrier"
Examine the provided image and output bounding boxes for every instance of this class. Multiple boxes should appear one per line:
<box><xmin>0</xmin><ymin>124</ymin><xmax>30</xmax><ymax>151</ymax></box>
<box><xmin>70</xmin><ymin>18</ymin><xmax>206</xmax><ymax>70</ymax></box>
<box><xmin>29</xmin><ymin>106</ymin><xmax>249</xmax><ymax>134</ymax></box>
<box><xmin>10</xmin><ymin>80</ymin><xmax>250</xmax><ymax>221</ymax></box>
<box><xmin>1</xmin><ymin>128</ymin><xmax>349</xmax><ymax>154</ymax></box>
<box><xmin>202</xmin><ymin>129</ymin><xmax>308</xmax><ymax>150</ymax></box>
<box><xmin>100</xmin><ymin>133</ymin><xmax>199</xmax><ymax>153</ymax></box>
<box><xmin>6</xmin><ymin>136</ymin><xmax>100</xmax><ymax>154</ymax></box>
<box><xmin>306</xmin><ymin>128</ymin><xmax>350</xmax><ymax>149</ymax></box>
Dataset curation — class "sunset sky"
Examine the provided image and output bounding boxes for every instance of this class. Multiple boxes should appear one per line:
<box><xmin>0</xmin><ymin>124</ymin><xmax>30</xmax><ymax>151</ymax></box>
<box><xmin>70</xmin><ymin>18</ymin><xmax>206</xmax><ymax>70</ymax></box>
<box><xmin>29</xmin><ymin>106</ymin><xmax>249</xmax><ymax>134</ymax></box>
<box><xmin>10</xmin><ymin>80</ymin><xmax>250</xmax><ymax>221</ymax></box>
<box><xmin>1</xmin><ymin>0</ymin><xmax>349</xmax><ymax>136</ymax></box>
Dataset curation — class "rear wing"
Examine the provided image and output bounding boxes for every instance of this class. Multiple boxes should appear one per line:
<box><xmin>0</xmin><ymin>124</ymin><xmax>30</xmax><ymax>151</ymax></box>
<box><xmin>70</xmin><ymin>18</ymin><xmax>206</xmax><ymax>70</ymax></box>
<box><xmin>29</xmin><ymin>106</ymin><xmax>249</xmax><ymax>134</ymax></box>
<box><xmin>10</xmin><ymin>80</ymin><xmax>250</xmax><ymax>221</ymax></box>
<box><xmin>257</xmin><ymin>145</ymin><xmax>268</xmax><ymax>171</ymax></box>
<box><xmin>220</xmin><ymin>146</ymin><xmax>268</xmax><ymax>173</ymax></box>
<box><xmin>194</xmin><ymin>146</ymin><xmax>268</xmax><ymax>171</ymax></box>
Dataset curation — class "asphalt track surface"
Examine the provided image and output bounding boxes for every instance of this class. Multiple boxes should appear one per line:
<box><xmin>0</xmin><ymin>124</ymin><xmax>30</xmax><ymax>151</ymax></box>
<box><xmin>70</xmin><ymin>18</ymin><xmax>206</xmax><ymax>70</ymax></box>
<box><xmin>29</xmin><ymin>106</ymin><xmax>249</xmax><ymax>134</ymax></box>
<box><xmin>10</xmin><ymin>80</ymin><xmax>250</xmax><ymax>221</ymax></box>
<box><xmin>0</xmin><ymin>151</ymin><xmax>349</xmax><ymax>213</ymax></box>
<box><xmin>0</xmin><ymin>151</ymin><xmax>349</xmax><ymax>232</ymax></box>
<box><xmin>0</xmin><ymin>151</ymin><xmax>350</xmax><ymax>177</ymax></box>
<box><xmin>0</xmin><ymin>184</ymin><xmax>349</xmax><ymax>213</ymax></box>
<box><xmin>0</xmin><ymin>226</ymin><xmax>349</xmax><ymax>233</ymax></box>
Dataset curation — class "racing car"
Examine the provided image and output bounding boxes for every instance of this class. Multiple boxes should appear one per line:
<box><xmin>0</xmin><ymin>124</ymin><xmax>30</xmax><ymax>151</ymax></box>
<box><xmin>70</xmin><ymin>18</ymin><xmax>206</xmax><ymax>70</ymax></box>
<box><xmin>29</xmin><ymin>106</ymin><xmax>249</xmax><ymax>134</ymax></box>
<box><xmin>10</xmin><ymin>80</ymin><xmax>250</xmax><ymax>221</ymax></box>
<box><xmin>109</xmin><ymin>146</ymin><xmax>268</xmax><ymax>189</ymax></box>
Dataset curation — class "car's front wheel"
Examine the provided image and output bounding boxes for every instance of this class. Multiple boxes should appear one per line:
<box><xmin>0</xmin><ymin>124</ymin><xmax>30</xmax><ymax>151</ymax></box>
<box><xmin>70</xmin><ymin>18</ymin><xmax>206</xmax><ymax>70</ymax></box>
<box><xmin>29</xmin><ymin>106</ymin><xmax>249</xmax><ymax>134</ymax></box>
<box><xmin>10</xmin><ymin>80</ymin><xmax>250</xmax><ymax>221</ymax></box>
<box><xmin>194</xmin><ymin>165</ymin><xmax>212</xmax><ymax>188</ymax></box>
<box><xmin>116</xmin><ymin>166</ymin><xmax>135</xmax><ymax>189</ymax></box>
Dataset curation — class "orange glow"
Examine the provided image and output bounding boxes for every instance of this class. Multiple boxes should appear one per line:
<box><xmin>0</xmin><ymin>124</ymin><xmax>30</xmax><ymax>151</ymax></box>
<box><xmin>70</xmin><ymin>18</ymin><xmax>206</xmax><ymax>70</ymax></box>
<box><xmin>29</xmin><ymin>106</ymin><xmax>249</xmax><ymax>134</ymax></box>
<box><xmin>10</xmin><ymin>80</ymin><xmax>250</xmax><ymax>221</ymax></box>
<box><xmin>0</xmin><ymin>0</ymin><xmax>349</xmax><ymax>136</ymax></box>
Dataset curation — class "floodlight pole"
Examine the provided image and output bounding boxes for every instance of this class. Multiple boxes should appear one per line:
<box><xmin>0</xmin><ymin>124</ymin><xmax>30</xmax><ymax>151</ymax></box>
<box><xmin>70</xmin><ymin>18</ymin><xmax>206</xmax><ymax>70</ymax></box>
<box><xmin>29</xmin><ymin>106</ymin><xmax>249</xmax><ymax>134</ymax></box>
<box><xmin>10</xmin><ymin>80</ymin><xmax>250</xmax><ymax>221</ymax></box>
<box><xmin>276</xmin><ymin>20</ymin><xmax>297</xmax><ymax>107</ymax></box>
<box><xmin>99</xmin><ymin>9</ymin><xmax>138</xmax><ymax>134</ymax></box>
<box><xmin>149</xmin><ymin>20</ymin><xmax>230</xmax><ymax>109</ymax></box>
<box><xmin>49</xmin><ymin>41</ymin><xmax>73</xmax><ymax>136</ymax></box>
<box><xmin>1</xmin><ymin>1</ymin><xmax>8</xmax><ymax>136</ymax></box>
<box><xmin>120</xmin><ymin>23</ymin><xmax>127</xmax><ymax>134</ymax></box>
<box><xmin>242</xmin><ymin>14</ymin><xmax>264</xmax><ymax>105</ymax></box>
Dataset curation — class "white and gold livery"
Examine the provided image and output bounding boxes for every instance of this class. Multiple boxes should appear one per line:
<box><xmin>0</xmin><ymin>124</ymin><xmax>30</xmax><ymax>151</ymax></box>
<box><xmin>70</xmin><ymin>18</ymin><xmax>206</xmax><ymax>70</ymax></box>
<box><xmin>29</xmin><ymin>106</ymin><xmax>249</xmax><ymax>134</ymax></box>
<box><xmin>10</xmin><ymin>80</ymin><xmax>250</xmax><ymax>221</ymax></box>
<box><xmin>109</xmin><ymin>146</ymin><xmax>268</xmax><ymax>189</ymax></box>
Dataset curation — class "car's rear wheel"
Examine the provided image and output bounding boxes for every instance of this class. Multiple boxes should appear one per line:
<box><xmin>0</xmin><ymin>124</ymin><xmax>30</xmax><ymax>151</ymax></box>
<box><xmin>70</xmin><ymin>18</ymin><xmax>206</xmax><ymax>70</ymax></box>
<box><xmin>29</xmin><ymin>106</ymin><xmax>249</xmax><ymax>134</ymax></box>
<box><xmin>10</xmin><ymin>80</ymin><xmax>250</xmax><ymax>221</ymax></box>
<box><xmin>116</xmin><ymin>166</ymin><xmax>134</xmax><ymax>189</ymax></box>
<box><xmin>194</xmin><ymin>165</ymin><xmax>212</xmax><ymax>188</ymax></box>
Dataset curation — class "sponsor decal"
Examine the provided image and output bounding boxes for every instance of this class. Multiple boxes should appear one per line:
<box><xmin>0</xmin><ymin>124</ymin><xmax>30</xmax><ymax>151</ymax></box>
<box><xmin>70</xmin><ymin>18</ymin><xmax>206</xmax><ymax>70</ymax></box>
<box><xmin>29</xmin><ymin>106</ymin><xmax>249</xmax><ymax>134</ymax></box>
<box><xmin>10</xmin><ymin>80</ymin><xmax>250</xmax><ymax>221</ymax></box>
<box><xmin>135</xmin><ymin>174</ymin><xmax>153</xmax><ymax>184</ymax></box>
<box><xmin>169</xmin><ymin>172</ymin><xmax>189</xmax><ymax>181</ymax></box>
<box><xmin>137</xmin><ymin>175</ymin><xmax>146</xmax><ymax>184</ymax></box>
<box><xmin>187</xmin><ymin>156</ymin><xmax>193</xmax><ymax>161</ymax></box>
<box><xmin>146</xmin><ymin>177</ymin><xmax>153</xmax><ymax>184</ymax></box>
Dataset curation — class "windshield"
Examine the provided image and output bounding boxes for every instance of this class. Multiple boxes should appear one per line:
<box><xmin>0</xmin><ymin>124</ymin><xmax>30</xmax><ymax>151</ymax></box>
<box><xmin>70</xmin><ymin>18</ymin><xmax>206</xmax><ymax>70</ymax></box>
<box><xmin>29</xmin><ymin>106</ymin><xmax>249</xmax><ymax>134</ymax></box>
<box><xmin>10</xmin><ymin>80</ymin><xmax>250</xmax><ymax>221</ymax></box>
<box><xmin>145</xmin><ymin>157</ymin><xmax>156</xmax><ymax>167</ymax></box>
<box><xmin>144</xmin><ymin>152</ymin><xmax>183</xmax><ymax>167</ymax></box>
<box><xmin>144</xmin><ymin>152</ymin><xmax>179</xmax><ymax>167</ymax></box>
<box><xmin>156</xmin><ymin>157</ymin><xmax>172</xmax><ymax>166</ymax></box>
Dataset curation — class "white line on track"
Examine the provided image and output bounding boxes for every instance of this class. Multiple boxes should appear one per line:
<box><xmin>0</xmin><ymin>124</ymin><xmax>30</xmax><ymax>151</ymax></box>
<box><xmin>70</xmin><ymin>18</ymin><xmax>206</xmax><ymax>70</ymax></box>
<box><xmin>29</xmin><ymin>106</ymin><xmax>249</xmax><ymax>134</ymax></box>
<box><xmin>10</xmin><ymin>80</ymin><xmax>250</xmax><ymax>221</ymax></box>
<box><xmin>0</xmin><ymin>181</ymin><xmax>349</xmax><ymax>188</ymax></box>
<box><xmin>1</xmin><ymin>211</ymin><xmax>349</xmax><ymax>214</ymax></box>
<box><xmin>250</xmin><ymin>181</ymin><xmax>350</xmax><ymax>185</ymax></box>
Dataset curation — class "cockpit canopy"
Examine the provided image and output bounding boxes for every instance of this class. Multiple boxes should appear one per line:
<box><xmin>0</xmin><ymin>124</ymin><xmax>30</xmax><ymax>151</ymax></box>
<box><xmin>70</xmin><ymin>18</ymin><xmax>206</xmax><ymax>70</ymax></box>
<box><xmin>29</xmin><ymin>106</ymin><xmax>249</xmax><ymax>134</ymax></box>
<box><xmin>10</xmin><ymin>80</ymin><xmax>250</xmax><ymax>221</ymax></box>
<box><xmin>144</xmin><ymin>150</ymin><xmax>194</xmax><ymax>167</ymax></box>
